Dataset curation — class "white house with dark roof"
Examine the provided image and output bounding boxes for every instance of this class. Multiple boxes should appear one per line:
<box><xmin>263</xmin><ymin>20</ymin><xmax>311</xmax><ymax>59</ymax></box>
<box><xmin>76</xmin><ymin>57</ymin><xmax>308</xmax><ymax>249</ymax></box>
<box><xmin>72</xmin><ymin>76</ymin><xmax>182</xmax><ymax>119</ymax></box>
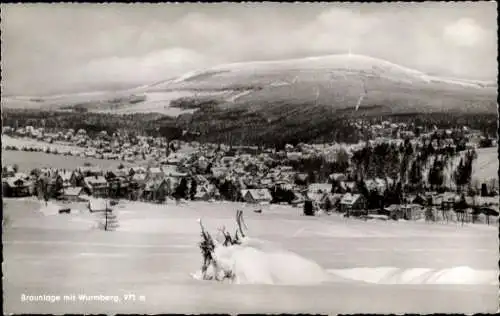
<box><xmin>63</xmin><ymin>187</ymin><xmax>85</xmax><ymax>202</ymax></box>
<box><xmin>2</xmin><ymin>176</ymin><xmax>33</xmax><ymax>197</ymax></box>
<box><xmin>146</xmin><ymin>167</ymin><xmax>164</xmax><ymax>181</ymax></box>
<box><xmin>243</xmin><ymin>189</ymin><xmax>273</xmax><ymax>204</ymax></box>
<box><xmin>308</xmin><ymin>183</ymin><xmax>332</xmax><ymax>194</ymax></box>
<box><xmin>83</xmin><ymin>176</ymin><xmax>108</xmax><ymax>197</ymax></box>
<box><xmin>79</xmin><ymin>166</ymin><xmax>103</xmax><ymax>177</ymax></box>
<box><xmin>339</xmin><ymin>193</ymin><xmax>367</xmax><ymax>213</ymax></box>
<box><xmin>131</xmin><ymin>173</ymin><xmax>147</xmax><ymax>185</ymax></box>
<box><xmin>194</xmin><ymin>183</ymin><xmax>218</xmax><ymax>201</ymax></box>
<box><xmin>2</xmin><ymin>165</ymin><xmax>16</xmax><ymax>178</ymax></box>
<box><xmin>130</xmin><ymin>166</ymin><xmax>147</xmax><ymax>175</ymax></box>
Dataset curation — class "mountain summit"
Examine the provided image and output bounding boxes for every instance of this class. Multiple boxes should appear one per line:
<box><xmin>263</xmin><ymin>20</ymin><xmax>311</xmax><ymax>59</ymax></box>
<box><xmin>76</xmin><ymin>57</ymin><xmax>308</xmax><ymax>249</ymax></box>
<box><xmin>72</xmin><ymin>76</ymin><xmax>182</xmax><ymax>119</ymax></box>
<box><xmin>2</xmin><ymin>54</ymin><xmax>496</xmax><ymax>116</ymax></box>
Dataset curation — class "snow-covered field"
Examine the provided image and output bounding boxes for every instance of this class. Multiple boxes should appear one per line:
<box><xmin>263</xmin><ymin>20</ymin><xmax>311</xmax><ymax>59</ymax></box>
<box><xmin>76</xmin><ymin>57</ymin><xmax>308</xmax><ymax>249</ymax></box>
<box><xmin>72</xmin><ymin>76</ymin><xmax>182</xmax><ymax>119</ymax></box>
<box><xmin>3</xmin><ymin>198</ymin><xmax>498</xmax><ymax>314</ymax></box>
<box><xmin>92</xmin><ymin>91</ymin><xmax>198</xmax><ymax>116</ymax></box>
<box><xmin>2</xmin><ymin>150</ymin><xmax>132</xmax><ymax>172</ymax></box>
<box><xmin>1</xmin><ymin>135</ymin><xmax>202</xmax><ymax>172</ymax></box>
<box><xmin>437</xmin><ymin>147</ymin><xmax>499</xmax><ymax>189</ymax></box>
<box><xmin>2</xmin><ymin>135</ymin><xmax>84</xmax><ymax>154</ymax></box>
<box><xmin>470</xmin><ymin>147</ymin><xmax>499</xmax><ymax>186</ymax></box>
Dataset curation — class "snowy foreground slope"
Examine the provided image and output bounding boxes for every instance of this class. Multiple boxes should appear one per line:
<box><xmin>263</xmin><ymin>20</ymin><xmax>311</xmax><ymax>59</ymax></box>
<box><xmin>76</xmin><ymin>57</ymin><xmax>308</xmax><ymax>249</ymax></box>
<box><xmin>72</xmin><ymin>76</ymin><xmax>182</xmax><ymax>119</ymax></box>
<box><xmin>3</xmin><ymin>198</ymin><xmax>498</xmax><ymax>314</ymax></box>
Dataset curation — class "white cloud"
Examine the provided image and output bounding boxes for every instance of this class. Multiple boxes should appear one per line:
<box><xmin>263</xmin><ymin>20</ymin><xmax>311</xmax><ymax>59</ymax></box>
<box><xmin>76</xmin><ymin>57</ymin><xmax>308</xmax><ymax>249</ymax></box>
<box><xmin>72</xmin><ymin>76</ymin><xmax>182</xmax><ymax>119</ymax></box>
<box><xmin>1</xmin><ymin>4</ymin><xmax>497</xmax><ymax>95</ymax></box>
<box><xmin>293</xmin><ymin>8</ymin><xmax>381</xmax><ymax>53</ymax></box>
<box><xmin>443</xmin><ymin>18</ymin><xmax>487</xmax><ymax>47</ymax></box>
<box><xmin>72</xmin><ymin>47</ymin><xmax>210</xmax><ymax>86</ymax></box>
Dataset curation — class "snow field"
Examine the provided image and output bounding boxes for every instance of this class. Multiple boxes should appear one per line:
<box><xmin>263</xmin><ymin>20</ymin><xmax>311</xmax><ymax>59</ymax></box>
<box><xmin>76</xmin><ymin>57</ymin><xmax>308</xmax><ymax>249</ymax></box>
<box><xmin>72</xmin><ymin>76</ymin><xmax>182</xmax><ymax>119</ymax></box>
<box><xmin>3</xmin><ymin>199</ymin><xmax>498</xmax><ymax>292</ymax></box>
<box><xmin>3</xmin><ymin>198</ymin><xmax>498</xmax><ymax>313</ymax></box>
<box><xmin>327</xmin><ymin>266</ymin><xmax>498</xmax><ymax>285</ymax></box>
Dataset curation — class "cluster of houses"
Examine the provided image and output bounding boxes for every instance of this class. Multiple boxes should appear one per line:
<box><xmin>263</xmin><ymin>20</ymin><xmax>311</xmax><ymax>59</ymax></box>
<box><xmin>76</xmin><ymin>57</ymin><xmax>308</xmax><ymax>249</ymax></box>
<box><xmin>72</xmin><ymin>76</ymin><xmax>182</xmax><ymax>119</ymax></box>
<box><xmin>3</xmin><ymin>125</ymin><xmax>90</xmax><ymax>146</ymax></box>
<box><xmin>1</xmin><ymin>162</ymin><xmax>286</xmax><ymax>206</ymax></box>
<box><xmin>4</xmin><ymin>117</ymin><xmax>496</xmax><ymax>165</ymax></box>
<box><xmin>356</xmin><ymin>120</ymin><xmax>493</xmax><ymax>147</ymax></box>
<box><xmin>317</xmin><ymin>190</ymin><xmax>498</xmax><ymax>222</ymax></box>
<box><xmin>352</xmin><ymin>120</ymin><xmax>495</xmax><ymax>153</ymax></box>
<box><xmin>2</xmin><ymin>120</ymin><xmax>498</xmax><ymax>224</ymax></box>
<box><xmin>3</xmin><ymin>120</ymin><xmax>494</xmax><ymax>168</ymax></box>
<box><xmin>3</xmin><ymin>161</ymin><xmax>498</xmax><ymax>224</ymax></box>
<box><xmin>3</xmin><ymin>125</ymin><xmax>157</xmax><ymax>161</ymax></box>
<box><xmin>2</xmin><ymin>164</ymin><xmax>193</xmax><ymax>201</ymax></box>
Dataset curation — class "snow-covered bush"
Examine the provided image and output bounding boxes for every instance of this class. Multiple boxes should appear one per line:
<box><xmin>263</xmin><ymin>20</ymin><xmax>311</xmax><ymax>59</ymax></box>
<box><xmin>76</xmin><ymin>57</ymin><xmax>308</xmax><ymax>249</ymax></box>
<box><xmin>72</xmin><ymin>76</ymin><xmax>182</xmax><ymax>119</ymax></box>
<box><xmin>194</xmin><ymin>210</ymin><xmax>330</xmax><ymax>285</ymax></box>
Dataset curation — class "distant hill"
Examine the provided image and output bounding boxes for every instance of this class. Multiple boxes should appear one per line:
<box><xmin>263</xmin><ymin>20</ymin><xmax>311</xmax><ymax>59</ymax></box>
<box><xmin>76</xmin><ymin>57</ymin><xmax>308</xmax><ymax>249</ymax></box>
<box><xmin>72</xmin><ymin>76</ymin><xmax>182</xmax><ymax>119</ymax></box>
<box><xmin>3</xmin><ymin>54</ymin><xmax>496</xmax><ymax>113</ymax></box>
<box><xmin>2</xmin><ymin>54</ymin><xmax>497</xmax><ymax>145</ymax></box>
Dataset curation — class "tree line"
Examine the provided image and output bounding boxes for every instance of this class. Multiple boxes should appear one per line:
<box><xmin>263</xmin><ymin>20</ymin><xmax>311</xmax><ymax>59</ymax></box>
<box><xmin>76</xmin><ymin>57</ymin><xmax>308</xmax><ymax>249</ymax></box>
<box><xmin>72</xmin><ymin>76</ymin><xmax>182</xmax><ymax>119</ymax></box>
<box><xmin>3</xmin><ymin>109</ymin><xmax>496</xmax><ymax>147</ymax></box>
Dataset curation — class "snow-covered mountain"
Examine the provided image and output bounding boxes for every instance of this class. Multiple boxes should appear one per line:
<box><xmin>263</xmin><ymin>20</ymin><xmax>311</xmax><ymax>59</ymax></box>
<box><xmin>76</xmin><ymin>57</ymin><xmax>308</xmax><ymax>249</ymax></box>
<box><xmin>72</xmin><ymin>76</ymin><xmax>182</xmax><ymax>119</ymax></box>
<box><xmin>144</xmin><ymin>53</ymin><xmax>495</xmax><ymax>91</ymax></box>
<box><xmin>2</xmin><ymin>54</ymin><xmax>496</xmax><ymax>116</ymax></box>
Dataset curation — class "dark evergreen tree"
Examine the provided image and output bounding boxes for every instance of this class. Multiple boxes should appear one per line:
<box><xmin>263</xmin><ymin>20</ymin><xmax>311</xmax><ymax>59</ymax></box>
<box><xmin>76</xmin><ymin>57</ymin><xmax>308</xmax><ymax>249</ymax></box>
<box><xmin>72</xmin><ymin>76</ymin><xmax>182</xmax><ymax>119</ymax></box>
<box><xmin>425</xmin><ymin>196</ymin><xmax>435</xmax><ymax>222</ymax></box>
<box><xmin>218</xmin><ymin>180</ymin><xmax>229</xmax><ymax>200</ymax></box>
<box><xmin>307</xmin><ymin>170</ymin><xmax>316</xmax><ymax>184</ymax></box>
<box><xmin>335</xmin><ymin>148</ymin><xmax>350</xmax><ymax>173</ymax></box>
<box><xmin>156</xmin><ymin>183</ymin><xmax>166</xmax><ymax>203</ymax></box>
<box><xmin>331</xmin><ymin>180</ymin><xmax>343</xmax><ymax>194</ymax></box>
<box><xmin>356</xmin><ymin>178</ymin><xmax>370</xmax><ymax>199</ymax></box>
<box><xmin>190</xmin><ymin>178</ymin><xmax>198</xmax><ymax>200</ymax></box>
<box><xmin>481</xmin><ymin>183</ymin><xmax>489</xmax><ymax>197</ymax></box>
<box><xmin>174</xmin><ymin>178</ymin><xmax>189</xmax><ymax>200</ymax></box>
<box><xmin>454</xmin><ymin>150</ymin><xmax>475</xmax><ymax>193</ymax></box>
<box><xmin>206</xmin><ymin>162</ymin><xmax>213</xmax><ymax>175</ymax></box>
<box><xmin>426</xmin><ymin>142</ymin><xmax>435</xmax><ymax>156</ymax></box>
<box><xmin>324</xmin><ymin>195</ymin><xmax>333</xmax><ymax>212</ymax></box>
<box><xmin>386</xmin><ymin>181</ymin><xmax>403</xmax><ymax>205</ymax></box>
<box><xmin>303</xmin><ymin>200</ymin><xmax>314</xmax><ymax>216</ymax></box>
<box><xmin>454</xmin><ymin>193</ymin><xmax>468</xmax><ymax>224</ymax></box>
<box><xmin>50</xmin><ymin>176</ymin><xmax>63</xmax><ymax>198</ymax></box>
<box><xmin>408</xmin><ymin>160</ymin><xmax>422</xmax><ymax>192</ymax></box>
<box><xmin>367</xmin><ymin>189</ymin><xmax>381</xmax><ymax>210</ymax></box>
<box><xmin>429</xmin><ymin>157</ymin><xmax>444</xmax><ymax>191</ymax></box>
<box><xmin>453</xmin><ymin>158</ymin><xmax>466</xmax><ymax>192</ymax></box>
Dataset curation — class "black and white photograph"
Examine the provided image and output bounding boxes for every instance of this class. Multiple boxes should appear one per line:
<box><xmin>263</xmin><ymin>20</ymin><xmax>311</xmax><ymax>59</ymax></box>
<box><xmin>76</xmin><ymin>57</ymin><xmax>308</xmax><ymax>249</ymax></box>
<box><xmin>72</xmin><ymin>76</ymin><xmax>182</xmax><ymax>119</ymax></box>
<box><xmin>1</xmin><ymin>2</ymin><xmax>498</xmax><ymax>314</ymax></box>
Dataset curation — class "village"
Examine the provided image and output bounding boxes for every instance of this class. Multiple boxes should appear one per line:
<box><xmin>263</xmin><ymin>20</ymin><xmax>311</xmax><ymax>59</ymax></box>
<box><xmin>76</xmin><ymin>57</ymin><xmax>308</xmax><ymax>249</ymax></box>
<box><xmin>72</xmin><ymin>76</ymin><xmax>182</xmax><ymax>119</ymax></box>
<box><xmin>2</xmin><ymin>117</ymin><xmax>497</xmax><ymax>161</ymax></box>
<box><xmin>3</xmin><ymin>4</ymin><xmax>499</xmax><ymax>314</ymax></box>
<box><xmin>2</xmin><ymin>117</ymin><xmax>499</xmax><ymax>225</ymax></box>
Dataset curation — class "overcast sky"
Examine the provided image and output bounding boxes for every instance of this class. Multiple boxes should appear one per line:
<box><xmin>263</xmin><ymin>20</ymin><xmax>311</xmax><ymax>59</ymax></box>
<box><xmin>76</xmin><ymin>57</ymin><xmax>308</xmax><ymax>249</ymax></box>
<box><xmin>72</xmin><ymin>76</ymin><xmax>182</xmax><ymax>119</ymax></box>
<box><xmin>1</xmin><ymin>2</ymin><xmax>497</xmax><ymax>96</ymax></box>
